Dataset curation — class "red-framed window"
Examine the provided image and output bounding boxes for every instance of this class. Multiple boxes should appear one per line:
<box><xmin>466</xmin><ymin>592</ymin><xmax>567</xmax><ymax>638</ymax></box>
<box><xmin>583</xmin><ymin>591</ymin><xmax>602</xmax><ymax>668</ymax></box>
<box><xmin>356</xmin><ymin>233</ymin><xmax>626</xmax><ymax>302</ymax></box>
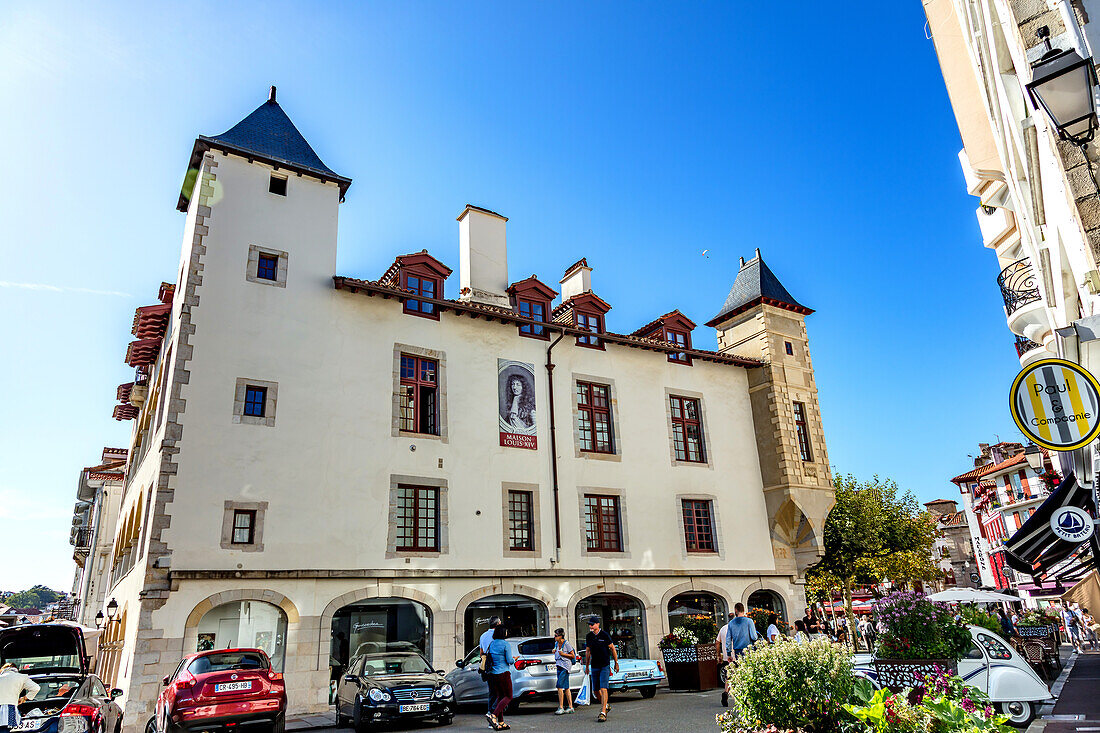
<box><xmin>395</xmin><ymin>485</ymin><xmax>439</xmax><ymax>551</ymax></box>
<box><xmin>682</xmin><ymin>499</ymin><xmax>715</xmax><ymax>552</ymax></box>
<box><xmin>670</xmin><ymin>395</ymin><xmax>705</xmax><ymax>462</ymax></box>
<box><xmin>576</xmin><ymin>311</ymin><xmax>603</xmax><ymax>349</ymax></box>
<box><xmin>399</xmin><ymin>355</ymin><xmax>438</xmax><ymax>435</ymax></box>
<box><xmin>402</xmin><ymin>272</ymin><xmax>440</xmax><ymax>318</ymax></box>
<box><xmin>507</xmin><ymin>490</ymin><xmax>534</xmax><ymax>551</ymax></box>
<box><xmin>577</xmin><ymin>381</ymin><xmax>613</xmax><ymax>453</ymax></box>
<box><xmin>518</xmin><ymin>298</ymin><xmax>549</xmax><ymax>339</ymax></box>
<box><xmin>665</xmin><ymin>329</ymin><xmax>691</xmax><ymax>364</ymax></box>
<box><xmin>584</xmin><ymin>494</ymin><xmax>622</xmax><ymax>552</ymax></box>
<box><xmin>1012</xmin><ymin>513</ymin><xmax>1022</xmax><ymax>530</ymax></box>
<box><xmin>793</xmin><ymin>402</ymin><xmax>813</xmax><ymax>461</ymax></box>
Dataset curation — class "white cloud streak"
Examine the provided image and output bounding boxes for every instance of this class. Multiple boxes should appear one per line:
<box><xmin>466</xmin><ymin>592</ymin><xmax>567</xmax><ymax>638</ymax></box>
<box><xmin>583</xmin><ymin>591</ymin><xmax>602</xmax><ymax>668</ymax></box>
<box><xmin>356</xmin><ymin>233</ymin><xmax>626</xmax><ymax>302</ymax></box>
<box><xmin>0</xmin><ymin>281</ymin><xmax>132</xmax><ymax>298</ymax></box>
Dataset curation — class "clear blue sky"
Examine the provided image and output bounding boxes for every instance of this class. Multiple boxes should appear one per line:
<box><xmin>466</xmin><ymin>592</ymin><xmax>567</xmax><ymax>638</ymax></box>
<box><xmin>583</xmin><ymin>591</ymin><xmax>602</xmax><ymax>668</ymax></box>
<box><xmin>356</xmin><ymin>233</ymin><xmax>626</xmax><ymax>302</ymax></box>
<box><xmin>0</xmin><ymin>0</ymin><xmax>1025</xmax><ymax>591</ymax></box>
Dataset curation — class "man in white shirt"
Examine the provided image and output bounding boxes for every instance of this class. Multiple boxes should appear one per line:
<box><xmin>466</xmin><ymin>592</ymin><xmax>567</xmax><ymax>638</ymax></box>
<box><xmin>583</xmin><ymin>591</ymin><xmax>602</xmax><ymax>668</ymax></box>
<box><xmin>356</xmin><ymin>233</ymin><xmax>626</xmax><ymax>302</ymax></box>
<box><xmin>0</xmin><ymin>663</ymin><xmax>40</xmax><ymax>729</ymax></box>
<box><xmin>715</xmin><ymin>612</ymin><xmax>735</xmax><ymax>707</ymax></box>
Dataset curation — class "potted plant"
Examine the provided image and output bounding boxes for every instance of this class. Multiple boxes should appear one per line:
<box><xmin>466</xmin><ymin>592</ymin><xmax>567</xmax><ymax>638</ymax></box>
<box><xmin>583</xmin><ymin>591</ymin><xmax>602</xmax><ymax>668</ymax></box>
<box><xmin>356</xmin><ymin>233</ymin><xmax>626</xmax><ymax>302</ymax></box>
<box><xmin>659</xmin><ymin>617</ymin><xmax>720</xmax><ymax>690</ymax></box>
<box><xmin>747</xmin><ymin>607</ymin><xmax>789</xmax><ymax>638</ymax></box>
<box><xmin>1016</xmin><ymin>608</ymin><xmax>1058</xmax><ymax>638</ymax></box>
<box><xmin>872</xmin><ymin>591</ymin><xmax>972</xmax><ymax>691</ymax></box>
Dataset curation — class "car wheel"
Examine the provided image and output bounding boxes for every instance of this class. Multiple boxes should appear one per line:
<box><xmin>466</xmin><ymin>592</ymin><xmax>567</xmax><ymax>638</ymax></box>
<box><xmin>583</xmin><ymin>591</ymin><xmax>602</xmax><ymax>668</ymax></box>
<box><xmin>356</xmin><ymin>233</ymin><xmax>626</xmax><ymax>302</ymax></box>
<box><xmin>640</xmin><ymin>685</ymin><xmax>657</xmax><ymax>699</ymax></box>
<box><xmin>145</xmin><ymin>717</ymin><xmax>157</xmax><ymax>733</ymax></box>
<box><xmin>437</xmin><ymin>715</ymin><xmax>453</xmax><ymax>726</ymax></box>
<box><xmin>271</xmin><ymin>715</ymin><xmax>285</xmax><ymax>733</ymax></box>
<box><xmin>352</xmin><ymin>702</ymin><xmax>371</xmax><ymax>733</ymax></box>
<box><xmin>997</xmin><ymin>701</ymin><xmax>1036</xmax><ymax>728</ymax></box>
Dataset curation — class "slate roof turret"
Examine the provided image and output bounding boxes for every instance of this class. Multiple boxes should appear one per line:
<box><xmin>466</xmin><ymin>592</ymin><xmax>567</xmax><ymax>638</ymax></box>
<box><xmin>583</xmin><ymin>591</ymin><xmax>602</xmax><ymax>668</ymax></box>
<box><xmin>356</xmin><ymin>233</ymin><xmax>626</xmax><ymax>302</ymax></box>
<box><xmin>705</xmin><ymin>249</ymin><xmax>812</xmax><ymax>327</ymax></box>
<box><xmin>178</xmin><ymin>86</ymin><xmax>351</xmax><ymax>211</ymax></box>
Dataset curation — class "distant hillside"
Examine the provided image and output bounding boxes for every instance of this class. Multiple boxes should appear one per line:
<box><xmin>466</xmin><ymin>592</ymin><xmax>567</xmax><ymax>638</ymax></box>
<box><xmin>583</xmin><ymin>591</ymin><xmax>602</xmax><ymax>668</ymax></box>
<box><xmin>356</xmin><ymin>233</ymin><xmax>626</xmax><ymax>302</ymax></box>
<box><xmin>1</xmin><ymin>585</ymin><xmax>63</xmax><ymax>610</ymax></box>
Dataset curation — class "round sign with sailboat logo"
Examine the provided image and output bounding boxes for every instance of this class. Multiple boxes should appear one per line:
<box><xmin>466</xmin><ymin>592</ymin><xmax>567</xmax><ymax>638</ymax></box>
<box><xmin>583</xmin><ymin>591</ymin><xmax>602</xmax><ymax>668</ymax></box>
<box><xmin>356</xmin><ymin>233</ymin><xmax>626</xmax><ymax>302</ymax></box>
<box><xmin>1009</xmin><ymin>358</ymin><xmax>1100</xmax><ymax>451</ymax></box>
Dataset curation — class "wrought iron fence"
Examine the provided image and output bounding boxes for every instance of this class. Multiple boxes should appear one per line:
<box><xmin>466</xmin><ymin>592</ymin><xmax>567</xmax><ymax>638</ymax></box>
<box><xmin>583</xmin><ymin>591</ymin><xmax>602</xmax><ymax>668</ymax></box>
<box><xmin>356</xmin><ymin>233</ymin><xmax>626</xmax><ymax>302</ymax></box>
<box><xmin>71</xmin><ymin>527</ymin><xmax>93</xmax><ymax>550</ymax></box>
<box><xmin>1015</xmin><ymin>334</ymin><xmax>1042</xmax><ymax>357</ymax></box>
<box><xmin>998</xmin><ymin>258</ymin><xmax>1042</xmax><ymax>315</ymax></box>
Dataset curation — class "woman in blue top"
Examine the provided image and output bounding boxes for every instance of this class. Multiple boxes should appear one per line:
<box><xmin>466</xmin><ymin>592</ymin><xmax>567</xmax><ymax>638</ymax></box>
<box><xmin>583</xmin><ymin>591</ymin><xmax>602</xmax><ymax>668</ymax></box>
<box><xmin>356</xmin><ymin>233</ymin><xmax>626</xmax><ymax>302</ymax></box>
<box><xmin>486</xmin><ymin>626</ymin><xmax>515</xmax><ymax>730</ymax></box>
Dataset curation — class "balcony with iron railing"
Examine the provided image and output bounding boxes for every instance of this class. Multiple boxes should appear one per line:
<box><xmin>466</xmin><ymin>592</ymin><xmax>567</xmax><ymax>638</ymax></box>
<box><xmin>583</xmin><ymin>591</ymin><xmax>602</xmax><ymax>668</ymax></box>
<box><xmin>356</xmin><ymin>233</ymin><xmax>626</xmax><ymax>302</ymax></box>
<box><xmin>71</xmin><ymin>527</ymin><xmax>93</xmax><ymax>553</ymax></box>
<box><xmin>998</xmin><ymin>258</ymin><xmax>1041</xmax><ymax>315</ymax></box>
<box><xmin>1015</xmin><ymin>334</ymin><xmax>1042</xmax><ymax>357</ymax></box>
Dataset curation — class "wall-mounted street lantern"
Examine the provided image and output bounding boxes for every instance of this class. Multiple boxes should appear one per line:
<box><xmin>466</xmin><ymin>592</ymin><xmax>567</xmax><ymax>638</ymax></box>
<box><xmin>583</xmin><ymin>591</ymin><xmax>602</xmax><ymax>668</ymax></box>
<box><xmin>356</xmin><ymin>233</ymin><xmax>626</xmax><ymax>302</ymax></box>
<box><xmin>1024</xmin><ymin>444</ymin><xmax>1044</xmax><ymax>472</ymax></box>
<box><xmin>1026</xmin><ymin>27</ymin><xmax>1099</xmax><ymax>146</ymax></box>
<box><xmin>95</xmin><ymin>598</ymin><xmax>120</xmax><ymax>630</ymax></box>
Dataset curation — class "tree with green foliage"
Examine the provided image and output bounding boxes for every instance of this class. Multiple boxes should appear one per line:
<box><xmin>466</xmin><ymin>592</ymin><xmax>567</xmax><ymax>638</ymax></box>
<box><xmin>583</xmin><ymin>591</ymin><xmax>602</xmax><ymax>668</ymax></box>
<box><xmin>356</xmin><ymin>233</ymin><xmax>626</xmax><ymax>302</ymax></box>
<box><xmin>806</xmin><ymin>474</ymin><xmax>937</xmax><ymax>650</ymax></box>
<box><xmin>3</xmin><ymin>585</ymin><xmax>62</xmax><ymax>610</ymax></box>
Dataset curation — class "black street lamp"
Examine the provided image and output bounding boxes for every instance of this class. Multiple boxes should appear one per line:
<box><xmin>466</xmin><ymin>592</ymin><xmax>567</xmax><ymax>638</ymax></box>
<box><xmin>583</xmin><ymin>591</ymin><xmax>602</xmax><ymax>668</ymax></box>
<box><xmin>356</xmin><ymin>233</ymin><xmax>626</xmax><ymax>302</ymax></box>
<box><xmin>94</xmin><ymin>611</ymin><xmax>105</xmax><ymax>629</ymax></box>
<box><xmin>1026</xmin><ymin>27</ymin><xmax>1099</xmax><ymax>146</ymax></box>
<box><xmin>105</xmin><ymin>598</ymin><xmax>119</xmax><ymax>622</ymax></box>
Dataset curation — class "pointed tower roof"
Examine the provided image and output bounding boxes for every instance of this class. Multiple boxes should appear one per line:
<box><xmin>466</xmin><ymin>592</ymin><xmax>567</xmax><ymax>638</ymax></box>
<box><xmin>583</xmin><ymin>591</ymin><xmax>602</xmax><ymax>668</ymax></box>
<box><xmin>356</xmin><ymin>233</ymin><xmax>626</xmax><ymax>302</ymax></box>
<box><xmin>178</xmin><ymin>87</ymin><xmax>351</xmax><ymax>211</ymax></box>
<box><xmin>705</xmin><ymin>249</ymin><xmax>813</xmax><ymax>327</ymax></box>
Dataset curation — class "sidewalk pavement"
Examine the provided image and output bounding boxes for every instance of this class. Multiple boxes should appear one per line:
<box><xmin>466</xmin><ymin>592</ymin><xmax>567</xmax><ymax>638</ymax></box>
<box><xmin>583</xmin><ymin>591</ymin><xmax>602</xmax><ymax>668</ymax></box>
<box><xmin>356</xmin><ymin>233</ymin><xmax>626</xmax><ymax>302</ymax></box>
<box><xmin>1029</xmin><ymin>649</ymin><xmax>1100</xmax><ymax>733</ymax></box>
<box><xmin>286</xmin><ymin>712</ymin><xmax>335</xmax><ymax>731</ymax></box>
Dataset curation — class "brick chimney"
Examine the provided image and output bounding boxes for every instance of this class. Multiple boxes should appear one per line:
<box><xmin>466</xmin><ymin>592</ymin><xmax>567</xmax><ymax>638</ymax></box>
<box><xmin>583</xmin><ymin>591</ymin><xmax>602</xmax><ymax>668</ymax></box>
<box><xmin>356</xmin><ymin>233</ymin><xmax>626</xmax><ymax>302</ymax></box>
<box><xmin>457</xmin><ymin>205</ymin><xmax>511</xmax><ymax>308</ymax></box>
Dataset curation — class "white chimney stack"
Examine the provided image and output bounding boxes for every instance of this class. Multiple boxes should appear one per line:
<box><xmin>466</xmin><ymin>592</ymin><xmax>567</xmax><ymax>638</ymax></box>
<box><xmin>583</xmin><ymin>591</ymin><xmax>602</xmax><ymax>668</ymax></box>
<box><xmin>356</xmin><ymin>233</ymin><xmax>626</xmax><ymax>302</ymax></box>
<box><xmin>560</xmin><ymin>258</ymin><xmax>592</xmax><ymax>301</ymax></box>
<box><xmin>457</xmin><ymin>205</ymin><xmax>511</xmax><ymax>308</ymax></box>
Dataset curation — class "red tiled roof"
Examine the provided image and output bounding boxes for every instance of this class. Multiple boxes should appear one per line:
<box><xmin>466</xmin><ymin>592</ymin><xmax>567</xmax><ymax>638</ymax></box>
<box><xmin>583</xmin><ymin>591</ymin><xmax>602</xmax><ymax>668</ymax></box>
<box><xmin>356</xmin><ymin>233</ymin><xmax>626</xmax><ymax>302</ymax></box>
<box><xmin>332</xmin><ymin>276</ymin><xmax>762</xmax><ymax>367</ymax></box>
<box><xmin>379</xmin><ymin>250</ymin><xmax>453</xmax><ymax>287</ymax></box>
<box><xmin>112</xmin><ymin>404</ymin><xmax>138</xmax><ymax>421</ymax></box>
<box><xmin>940</xmin><ymin>511</ymin><xmax>967</xmax><ymax>527</ymax></box>
<box><xmin>117</xmin><ymin>383</ymin><xmax>134</xmax><ymax>402</ymax></box>
<box><xmin>631</xmin><ymin>309</ymin><xmax>697</xmax><ymax>337</ymax></box>
<box><xmin>125</xmin><ymin>338</ymin><xmax>161</xmax><ymax>367</ymax></box>
<box><xmin>131</xmin><ymin>303</ymin><xmax>171</xmax><ymax>339</ymax></box>
<box><xmin>562</xmin><ymin>258</ymin><xmax>590</xmax><ymax>279</ymax></box>
<box><xmin>87</xmin><ymin>471</ymin><xmax>123</xmax><ymax>482</ymax></box>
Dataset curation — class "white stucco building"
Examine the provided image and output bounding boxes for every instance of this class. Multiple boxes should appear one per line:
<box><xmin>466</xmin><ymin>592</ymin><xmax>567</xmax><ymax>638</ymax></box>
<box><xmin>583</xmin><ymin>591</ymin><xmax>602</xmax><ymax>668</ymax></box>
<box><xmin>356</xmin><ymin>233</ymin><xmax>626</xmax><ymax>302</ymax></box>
<box><xmin>89</xmin><ymin>88</ymin><xmax>835</xmax><ymax>730</ymax></box>
<box><xmin>68</xmin><ymin>448</ymin><xmax>127</xmax><ymax>627</ymax></box>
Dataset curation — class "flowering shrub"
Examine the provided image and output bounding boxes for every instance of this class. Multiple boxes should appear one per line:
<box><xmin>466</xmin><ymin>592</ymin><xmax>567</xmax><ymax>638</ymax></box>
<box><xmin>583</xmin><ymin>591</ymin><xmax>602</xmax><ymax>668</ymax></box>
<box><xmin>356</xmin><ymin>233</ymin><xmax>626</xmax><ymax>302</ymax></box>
<box><xmin>841</xmin><ymin>670</ymin><xmax>1011</xmax><ymax>732</ymax></box>
<box><xmin>1017</xmin><ymin>608</ymin><xmax>1058</xmax><ymax>627</ymax></box>
<box><xmin>747</xmin><ymin>607</ymin><xmax>790</xmax><ymax>637</ymax></box>
<box><xmin>715</xmin><ymin>717</ymin><xmax>804</xmax><ymax>733</ymax></box>
<box><xmin>658</xmin><ymin>626</ymin><xmax>699</xmax><ymax>650</ymax></box>
<box><xmin>874</xmin><ymin>591</ymin><xmax>971</xmax><ymax>661</ymax></box>
<box><xmin>679</xmin><ymin>615</ymin><xmax>720</xmax><ymax>644</ymax></box>
<box><xmin>725</xmin><ymin>637</ymin><xmax>853</xmax><ymax>732</ymax></box>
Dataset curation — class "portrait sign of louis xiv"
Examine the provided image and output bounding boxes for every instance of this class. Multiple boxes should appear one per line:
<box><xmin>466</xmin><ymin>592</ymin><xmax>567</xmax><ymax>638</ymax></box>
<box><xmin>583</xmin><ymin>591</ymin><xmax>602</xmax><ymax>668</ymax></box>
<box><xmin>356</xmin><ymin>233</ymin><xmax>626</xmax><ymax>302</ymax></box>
<box><xmin>498</xmin><ymin>359</ymin><xmax>537</xmax><ymax>449</ymax></box>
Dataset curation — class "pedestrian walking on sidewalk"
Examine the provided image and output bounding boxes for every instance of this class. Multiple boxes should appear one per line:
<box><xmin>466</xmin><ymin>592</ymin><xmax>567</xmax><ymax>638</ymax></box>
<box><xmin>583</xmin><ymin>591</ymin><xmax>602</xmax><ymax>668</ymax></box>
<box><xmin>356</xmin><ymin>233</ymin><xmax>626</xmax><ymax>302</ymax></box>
<box><xmin>479</xmin><ymin>616</ymin><xmax>503</xmax><ymax>725</ymax></box>
<box><xmin>485</xmin><ymin>625</ymin><xmax>514</xmax><ymax>731</ymax></box>
<box><xmin>0</xmin><ymin>663</ymin><xmax>40</xmax><ymax>733</ymax></box>
<box><xmin>717</xmin><ymin>612</ymin><xmax>735</xmax><ymax>707</ymax></box>
<box><xmin>765</xmin><ymin>613</ymin><xmax>781</xmax><ymax>643</ymax></box>
<box><xmin>584</xmin><ymin>616</ymin><xmax>618</xmax><ymax>723</ymax></box>
<box><xmin>552</xmin><ymin>628</ymin><xmax>576</xmax><ymax>715</ymax></box>
<box><xmin>793</xmin><ymin>619</ymin><xmax>809</xmax><ymax>644</ymax></box>
<box><xmin>1060</xmin><ymin>602</ymin><xmax>1083</xmax><ymax>653</ymax></box>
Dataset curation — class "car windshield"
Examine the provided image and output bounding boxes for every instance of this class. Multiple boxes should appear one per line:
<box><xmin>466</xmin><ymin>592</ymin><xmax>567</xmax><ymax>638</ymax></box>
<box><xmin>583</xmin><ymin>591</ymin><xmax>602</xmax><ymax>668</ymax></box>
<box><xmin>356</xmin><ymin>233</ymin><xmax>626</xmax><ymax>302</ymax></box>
<box><xmin>23</xmin><ymin>678</ymin><xmax>82</xmax><ymax>701</ymax></box>
<box><xmin>188</xmin><ymin>652</ymin><xmax>269</xmax><ymax>674</ymax></box>
<box><xmin>359</xmin><ymin>653</ymin><xmax>433</xmax><ymax>676</ymax></box>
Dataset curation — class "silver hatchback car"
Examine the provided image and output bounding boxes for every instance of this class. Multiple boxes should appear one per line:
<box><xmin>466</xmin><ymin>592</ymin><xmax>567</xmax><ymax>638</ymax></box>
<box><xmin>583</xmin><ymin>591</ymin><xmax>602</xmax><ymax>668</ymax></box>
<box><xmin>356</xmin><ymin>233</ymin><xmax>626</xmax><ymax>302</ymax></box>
<box><xmin>446</xmin><ymin>636</ymin><xmax>585</xmax><ymax>709</ymax></box>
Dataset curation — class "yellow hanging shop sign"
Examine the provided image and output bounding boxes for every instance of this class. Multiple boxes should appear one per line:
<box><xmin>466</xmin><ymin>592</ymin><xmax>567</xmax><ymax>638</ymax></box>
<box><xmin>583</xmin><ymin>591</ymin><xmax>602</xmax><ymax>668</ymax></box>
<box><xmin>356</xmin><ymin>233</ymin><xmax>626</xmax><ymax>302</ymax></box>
<box><xmin>1010</xmin><ymin>358</ymin><xmax>1100</xmax><ymax>451</ymax></box>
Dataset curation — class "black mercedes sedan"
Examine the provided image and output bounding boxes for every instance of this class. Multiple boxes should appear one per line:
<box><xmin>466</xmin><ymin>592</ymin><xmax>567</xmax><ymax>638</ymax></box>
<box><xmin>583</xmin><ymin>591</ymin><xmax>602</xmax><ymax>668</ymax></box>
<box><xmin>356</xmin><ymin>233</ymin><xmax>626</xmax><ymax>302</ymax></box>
<box><xmin>334</xmin><ymin>651</ymin><xmax>454</xmax><ymax>730</ymax></box>
<box><xmin>0</xmin><ymin>623</ymin><xmax>123</xmax><ymax>733</ymax></box>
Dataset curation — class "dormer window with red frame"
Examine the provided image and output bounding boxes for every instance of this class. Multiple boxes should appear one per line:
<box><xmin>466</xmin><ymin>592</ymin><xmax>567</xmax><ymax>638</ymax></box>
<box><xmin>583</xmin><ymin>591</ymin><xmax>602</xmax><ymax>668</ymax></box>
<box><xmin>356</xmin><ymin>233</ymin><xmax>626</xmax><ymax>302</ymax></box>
<box><xmin>631</xmin><ymin>310</ymin><xmax>696</xmax><ymax>365</ymax></box>
<box><xmin>556</xmin><ymin>292</ymin><xmax>611</xmax><ymax>350</ymax></box>
<box><xmin>507</xmin><ymin>276</ymin><xmax>557</xmax><ymax>340</ymax></box>
<box><xmin>380</xmin><ymin>251</ymin><xmax>453</xmax><ymax>320</ymax></box>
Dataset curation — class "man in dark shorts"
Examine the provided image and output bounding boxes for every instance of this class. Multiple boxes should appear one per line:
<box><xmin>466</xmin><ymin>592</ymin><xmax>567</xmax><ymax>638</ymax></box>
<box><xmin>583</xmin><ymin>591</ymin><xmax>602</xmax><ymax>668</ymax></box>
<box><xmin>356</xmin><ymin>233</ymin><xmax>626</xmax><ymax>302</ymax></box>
<box><xmin>584</xmin><ymin>616</ymin><xmax>618</xmax><ymax>722</ymax></box>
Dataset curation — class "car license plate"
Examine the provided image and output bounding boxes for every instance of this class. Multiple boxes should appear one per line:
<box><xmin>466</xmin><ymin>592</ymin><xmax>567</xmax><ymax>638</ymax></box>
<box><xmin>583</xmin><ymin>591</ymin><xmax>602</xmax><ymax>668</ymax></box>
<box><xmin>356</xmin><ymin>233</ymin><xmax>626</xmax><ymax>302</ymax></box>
<box><xmin>543</xmin><ymin>664</ymin><xmax>557</xmax><ymax>673</ymax></box>
<box><xmin>625</xmin><ymin>671</ymin><xmax>648</xmax><ymax>679</ymax></box>
<box><xmin>215</xmin><ymin>681</ymin><xmax>253</xmax><ymax>692</ymax></box>
<box><xmin>399</xmin><ymin>703</ymin><xmax>430</xmax><ymax>713</ymax></box>
<box><xmin>13</xmin><ymin>721</ymin><xmax>39</xmax><ymax>732</ymax></box>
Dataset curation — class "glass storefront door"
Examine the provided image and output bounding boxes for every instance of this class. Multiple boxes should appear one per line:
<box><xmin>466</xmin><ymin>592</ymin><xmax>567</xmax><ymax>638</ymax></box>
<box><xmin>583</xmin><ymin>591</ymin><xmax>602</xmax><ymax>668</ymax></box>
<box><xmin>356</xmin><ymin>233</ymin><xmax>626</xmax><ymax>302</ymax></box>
<box><xmin>575</xmin><ymin>593</ymin><xmax>647</xmax><ymax>659</ymax></box>
<box><xmin>667</xmin><ymin>592</ymin><xmax>728</xmax><ymax>633</ymax></box>
<box><xmin>197</xmin><ymin>601</ymin><xmax>288</xmax><ymax>671</ymax></box>
<box><xmin>330</xmin><ymin>599</ymin><xmax>431</xmax><ymax>679</ymax></box>
<box><xmin>464</xmin><ymin>595</ymin><xmax>548</xmax><ymax>652</ymax></box>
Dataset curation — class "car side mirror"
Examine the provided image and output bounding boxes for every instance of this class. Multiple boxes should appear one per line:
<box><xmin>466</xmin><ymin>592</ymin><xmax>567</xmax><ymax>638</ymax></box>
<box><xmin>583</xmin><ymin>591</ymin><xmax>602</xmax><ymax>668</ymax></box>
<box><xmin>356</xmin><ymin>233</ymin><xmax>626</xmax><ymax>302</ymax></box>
<box><xmin>161</xmin><ymin>676</ymin><xmax>169</xmax><ymax>686</ymax></box>
<box><xmin>111</xmin><ymin>689</ymin><xmax>124</xmax><ymax>700</ymax></box>
<box><xmin>454</xmin><ymin>660</ymin><xmax>464</xmax><ymax>668</ymax></box>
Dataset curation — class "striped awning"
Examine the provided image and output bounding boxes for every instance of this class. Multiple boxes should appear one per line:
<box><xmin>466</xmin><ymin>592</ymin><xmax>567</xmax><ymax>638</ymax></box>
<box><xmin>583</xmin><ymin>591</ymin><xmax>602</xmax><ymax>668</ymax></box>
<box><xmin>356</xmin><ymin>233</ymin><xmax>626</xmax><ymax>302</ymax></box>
<box><xmin>1004</xmin><ymin>472</ymin><xmax>1096</xmax><ymax>580</ymax></box>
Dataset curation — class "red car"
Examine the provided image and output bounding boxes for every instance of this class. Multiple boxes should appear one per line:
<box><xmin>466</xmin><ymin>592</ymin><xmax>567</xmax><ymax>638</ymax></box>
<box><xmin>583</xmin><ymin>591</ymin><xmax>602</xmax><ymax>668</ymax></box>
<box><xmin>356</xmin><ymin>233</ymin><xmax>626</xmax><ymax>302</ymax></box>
<box><xmin>153</xmin><ymin>649</ymin><xmax>286</xmax><ymax>733</ymax></box>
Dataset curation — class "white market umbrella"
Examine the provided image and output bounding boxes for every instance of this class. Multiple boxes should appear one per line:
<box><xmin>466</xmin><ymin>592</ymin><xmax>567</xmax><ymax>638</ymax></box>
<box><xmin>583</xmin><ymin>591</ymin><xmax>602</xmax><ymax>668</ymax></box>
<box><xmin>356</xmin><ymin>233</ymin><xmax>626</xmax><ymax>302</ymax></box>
<box><xmin>668</xmin><ymin>606</ymin><xmax>707</xmax><ymax>616</ymax></box>
<box><xmin>928</xmin><ymin>588</ymin><xmax>1020</xmax><ymax>603</ymax></box>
